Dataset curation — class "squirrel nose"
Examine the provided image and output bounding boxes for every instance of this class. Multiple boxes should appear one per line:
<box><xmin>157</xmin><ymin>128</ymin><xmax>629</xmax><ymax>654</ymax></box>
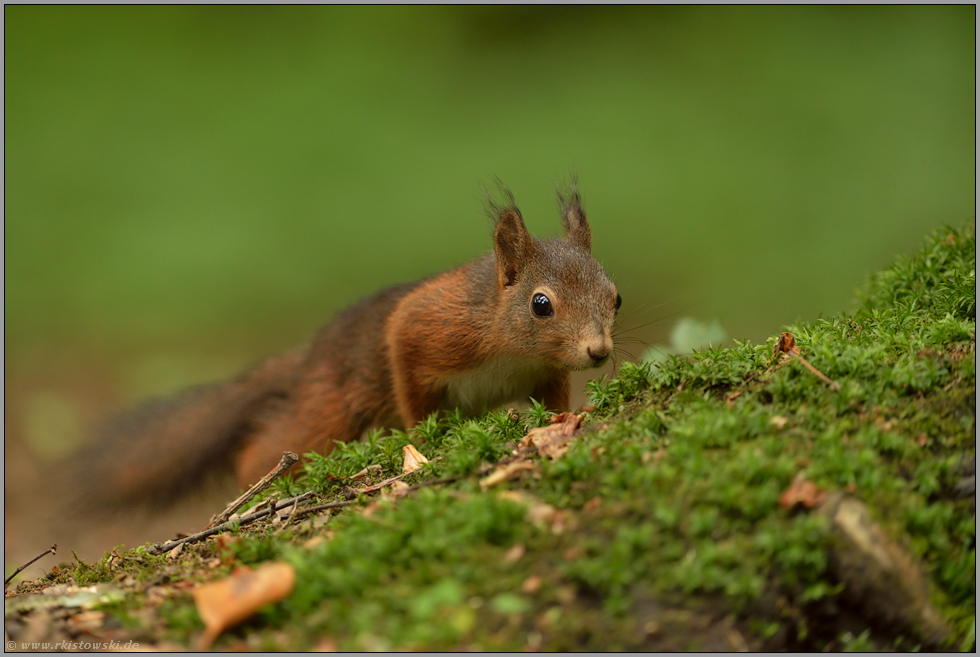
<box><xmin>587</xmin><ymin>345</ymin><xmax>611</xmax><ymax>363</ymax></box>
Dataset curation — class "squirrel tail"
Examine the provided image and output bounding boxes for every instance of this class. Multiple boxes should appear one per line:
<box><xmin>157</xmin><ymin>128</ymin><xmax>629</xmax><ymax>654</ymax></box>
<box><xmin>70</xmin><ymin>349</ymin><xmax>306</xmax><ymax>512</ymax></box>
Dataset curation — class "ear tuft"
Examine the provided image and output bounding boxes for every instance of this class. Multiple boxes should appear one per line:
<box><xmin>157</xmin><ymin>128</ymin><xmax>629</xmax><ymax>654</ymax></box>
<box><xmin>493</xmin><ymin>208</ymin><xmax>532</xmax><ymax>288</ymax></box>
<box><xmin>556</xmin><ymin>177</ymin><xmax>591</xmax><ymax>251</ymax></box>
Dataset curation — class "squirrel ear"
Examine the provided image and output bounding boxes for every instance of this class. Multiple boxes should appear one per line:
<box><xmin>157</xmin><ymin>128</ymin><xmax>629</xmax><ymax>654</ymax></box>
<box><xmin>558</xmin><ymin>185</ymin><xmax>591</xmax><ymax>251</ymax></box>
<box><xmin>493</xmin><ymin>208</ymin><xmax>533</xmax><ymax>288</ymax></box>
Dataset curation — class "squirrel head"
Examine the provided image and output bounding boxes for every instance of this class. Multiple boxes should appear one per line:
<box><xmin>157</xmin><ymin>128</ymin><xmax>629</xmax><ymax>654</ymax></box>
<box><xmin>489</xmin><ymin>184</ymin><xmax>620</xmax><ymax>371</ymax></box>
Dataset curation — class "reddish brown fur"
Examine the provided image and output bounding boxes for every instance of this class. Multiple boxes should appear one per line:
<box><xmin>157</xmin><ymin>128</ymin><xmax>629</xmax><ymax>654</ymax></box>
<box><xmin>76</xmin><ymin>184</ymin><xmax>619</xmax><ymax>506</ymax></box>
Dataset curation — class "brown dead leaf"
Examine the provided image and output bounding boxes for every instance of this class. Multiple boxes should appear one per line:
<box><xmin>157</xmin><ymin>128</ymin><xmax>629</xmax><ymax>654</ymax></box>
<box><xmin>192</xmin><ymin>562</ymin><xmax>296</xmax><ymax>651</ymax></box>
<box><xmin>503</xmin><ymin>544</ymin><xmax>526</xmax><ymax>564</ymax></box>
<box><xmin>521</xmin><ymin>575</ymin><xmax>543</xmax><ymax>594</ymax></box>
<box><xmin>402</xmin><ymin>444</ymin><xmax>429</xmax><ymax>473</ymax></box>
<box><xmin>774</xmin><ymin>332</ymin><xmax>799</xmax><ymax>359</ymax></box>
<box><xmin>779</xmin><ymin>472</ymin><xmax>828</xmax><ymax>510</ymax></box>
<box><xmin>583</xmin><ymin>496</ymin><xmax>602</xmax><ymax>512</ymax></box>
<box><xmin>480</xmin><ymin>459</ymin><xmax>534</xmax><ymax>490</ymax></box>
<box><xmin>313</xmin><ymin>637</ymin><xmax>339</xmax><ymax>652</ymax></box>
<box><xmin>524</xmin><ymin>412</ymin><xmax>583</xmax><ymax>460</ymax></box>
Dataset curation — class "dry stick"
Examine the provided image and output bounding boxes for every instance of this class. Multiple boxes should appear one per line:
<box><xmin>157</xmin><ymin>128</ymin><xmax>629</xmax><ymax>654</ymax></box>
<box><xmin>787</xmin><ymin>352</ymin><xmax>841</xmax><ymax>391</ymax></box>
<box><xmin>354</xmin><ymin>470</ymin><xmax>416</xmax><ymax>496</ymax></box>
<box><xmin>149</xmin><ymin>492</ymin><xmax>314</xmax><ymax>555</ymax></box>
<box><xmin>773</xmin><ymin>331</ymin><xmax>840</xmax><ymax>392</ymax></box>
<box><xmin>292</xmin><ymin>474</ymin><xmax>465</xmax><ymax>519</ymax></box>
<box><xmin>150</xmin><ymin>472</ymin><xmax>465</xmax><ymax>554</ymax></box>
<box><xmin>5</xmin><ymin>544</ymin><xmax>56</xmax><ymax>589</ymax></box>
<box><xmin>207</xmin><ymin>451</ymin><xmax>299</xmax><ymax>529</ymax></box>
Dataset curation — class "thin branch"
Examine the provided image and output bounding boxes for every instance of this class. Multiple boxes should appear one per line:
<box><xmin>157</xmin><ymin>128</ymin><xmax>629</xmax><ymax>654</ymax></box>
<box><xmin>5</xmin><ymin>544</ymin><xmax>57</xmax><ymax>589</ymax></box>
<box><xmin>149</xmin><ymin>492</ymin><xmax>313</xmax><ymax>555</ymax></box>
<box><xmin>207</xmin><ymin>451</ymin><xmax>298</xmax><ymax>529</ymax></box>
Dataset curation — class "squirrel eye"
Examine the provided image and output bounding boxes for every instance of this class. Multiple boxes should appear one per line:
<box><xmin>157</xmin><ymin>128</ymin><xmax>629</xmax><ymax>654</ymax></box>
<box><xmin>615</xmin><ymin>293</ymin><xmax>622</xmax><ymax>311</ymax></box>
<box><xmin>531</xmin><ymin>293</ymin><xmax>554</xmax><ymax>318</ymax></box>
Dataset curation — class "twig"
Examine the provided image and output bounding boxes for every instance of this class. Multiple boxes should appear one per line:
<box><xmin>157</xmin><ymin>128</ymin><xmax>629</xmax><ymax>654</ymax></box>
<box><xmin>790</xmin><ymin>352</ymin><xmax>841</xmax><ymax>391</ymax></box>
<box><xmin>289</xmin><ymin>499</ymin><xmax>361</xmax><ymax>519</ymax></box>
<box><xmin>276</xmin><ymin>496</ymin><xmax>301</xmax><ymax>531</ymax></box>
<box><xmin>149</xmin><ymin>492</ymin><xmax>313</xmax><ymax>555</ymax></box>
<box><xmin>149</xmin><ymin>471</ymin><xmax>465</xmax><ymax>554</ymax></box>
<box><xmin>207</xmin><ymin>451</ymin><xmax>298</xmax><ymax>529</ymax></box>
<box><xmin>354</xmin><ymin>471</ymin><xmax>415</xmax><ymax>495</ymax></box>
<box><xmin>5</xmin><ymin>544</ymin><xmax>56</xmax><ymax>589</ymax></box>
<box><xmin>773</xmin><ymin>331</ymin><xmax>840</xmax><ymax>391</ymax></box>
<box><xmin>294</xmin><ymin>474</ymin><xmax>465</xmax><ymax>519</ymax></box>
<box><xmin>403</xmin><ymin>474</ymin><xmax>463</xmax><ymax>493</ymax></box>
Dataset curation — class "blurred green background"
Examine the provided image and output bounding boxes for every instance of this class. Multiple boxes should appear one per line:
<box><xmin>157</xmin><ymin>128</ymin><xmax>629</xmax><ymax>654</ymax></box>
<box><xmin>4</xmin><ymin>6</ymin><xmax>976</xmax><ymax>458</ymax></box>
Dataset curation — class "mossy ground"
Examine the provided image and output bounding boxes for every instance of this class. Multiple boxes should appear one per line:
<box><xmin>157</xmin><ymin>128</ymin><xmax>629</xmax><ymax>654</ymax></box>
<box><xmin>6</xmin><ymin>225</ymin><xmax>975</xmax><ymax>651</ymax></box>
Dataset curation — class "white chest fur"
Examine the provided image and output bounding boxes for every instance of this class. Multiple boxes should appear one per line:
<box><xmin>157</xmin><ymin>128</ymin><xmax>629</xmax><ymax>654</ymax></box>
<box><xmin>443</xmin><ymin>356</ymin><xmax>551</xmax><ymax>415</ymax></box>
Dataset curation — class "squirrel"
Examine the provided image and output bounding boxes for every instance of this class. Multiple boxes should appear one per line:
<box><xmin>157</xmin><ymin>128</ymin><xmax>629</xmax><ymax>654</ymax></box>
<box><xmin>74</xmin><ymin>182</ymin><xmax>620</xmax><ymax>508</ymax></box>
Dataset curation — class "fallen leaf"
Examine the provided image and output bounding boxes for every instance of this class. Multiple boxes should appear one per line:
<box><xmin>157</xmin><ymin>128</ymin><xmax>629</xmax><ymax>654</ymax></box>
<box><xmin>383</xmin><ymin>479</ymin><xmax>411</xmax><ymax>500</ymax></box>
<box><xmin>524</xmin><ymin>413</ymin><xmax>583</xmax><ymax>460</ymax></box>
<box><xmin>583</xmin><ymin>496</ymin><xmax>602</xmax><ymax>511</ymax></box>
<box><xmin>503</xmin><ymin>544</ymin><xmax>526</xmax><ymax>564</ymax></box>
<box><xmin>480</xmin><ymin>459</ymin><xmax>534</xmax><ymax>489</ymax></box>
<box><xmin>361</xmin><ymin>501</ymin><xmax>383</xmax><ymax>518</ymax></box>
<box><xmin>313</xmin><ymin>637</ymin><xmax>339</xmax><ymax>652</ymax></box>
<box><xmin>192</xmin><ymin>562</ymin><xmax>296</xmax><ymax>651</ymax></box>
<box><xmin>779</xmin><ymin>472</ymin><xmax>827</xmax><ymax>510</ymax></box>
<box><xmin>770</xmin><ymin>416</ymin><xmax>789</xmax><ymax>430</ymax></box>
<box><xmin>916</xmin><ymin>434</ymin><xmax>928</xmax><ymax>447</ymax></box>
<box><xmin>774</xmin><ymin>332</ymin><xmax>799</xmax><ymax>359</ymax></box>
<box><xmin>521</xmin><ymin>575</ymin><xmax>543</xmax><ymax>594</ymax></box>
<box><xmin>402</xmin><ymin>444</ymin><xmax>429</xmax><ymax>473</ymax></box>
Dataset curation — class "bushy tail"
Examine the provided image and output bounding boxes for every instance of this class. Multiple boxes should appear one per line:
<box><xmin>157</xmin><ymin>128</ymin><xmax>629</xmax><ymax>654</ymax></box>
<box><xmin>70</xmin><ymin>349</ymin><xmax>306</xmax><ymax>511</ymax></box>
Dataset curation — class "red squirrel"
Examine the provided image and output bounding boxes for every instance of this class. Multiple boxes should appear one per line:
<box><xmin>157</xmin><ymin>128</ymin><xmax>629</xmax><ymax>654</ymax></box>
<box><xmin>77</xmin><ymin>183</ymin><xmax>620</xmax><ymax>507</ymax></box>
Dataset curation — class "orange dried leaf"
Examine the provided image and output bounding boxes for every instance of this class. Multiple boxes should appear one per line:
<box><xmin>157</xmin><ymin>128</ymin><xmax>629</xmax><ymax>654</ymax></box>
<box><xmin>503</xmin><ymin>543</ymin><xmax>526</xmax><ymax>564</ymax></box>
<box><xmin>774</xmin><ymin>332</ymin><xmax>799</xmax><ymax>359</ymax></box>
<box><xmin>480</xmin><ymin>460</ymin><xmax>534</xmax><ymax>490</ymax></box>
<box><xmin>583</xmin><ymin>496</ymin><xmax>602</xmax><ymax>512</ymax></box>
<box><xmin>778</xmin><ymin>472</ymin><xmax>827</xmax><ymax>510</ymax></box>
<box><xmin>402</xmin><ymin>444</ymin><xmax>429</xmax><ymax>473</ymax></box>
<box><xmin>521</xmin><ymin>575</ymin><xmax>543</xmax><ymax>594</ymax></box>
<box><xmin>192</xmin><ymin>562</ymin><xmax>296</xmax><ymax>651</ymax></box>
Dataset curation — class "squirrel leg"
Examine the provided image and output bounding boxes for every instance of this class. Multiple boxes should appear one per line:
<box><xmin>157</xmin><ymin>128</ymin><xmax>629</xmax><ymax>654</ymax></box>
<box><xmin>235</xmin><ymin>377</ymin><xmax>372</xmax><ymax>489</ymax></box>
<box><xmin>531</xmin><ymin>371</ymin><xmax>571</xmax><ymax>412</ymax></box>
<box><xmin>392</xmin><ymin>369</ymin><xmax>446</xmax><ymax>427</ymax></box>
